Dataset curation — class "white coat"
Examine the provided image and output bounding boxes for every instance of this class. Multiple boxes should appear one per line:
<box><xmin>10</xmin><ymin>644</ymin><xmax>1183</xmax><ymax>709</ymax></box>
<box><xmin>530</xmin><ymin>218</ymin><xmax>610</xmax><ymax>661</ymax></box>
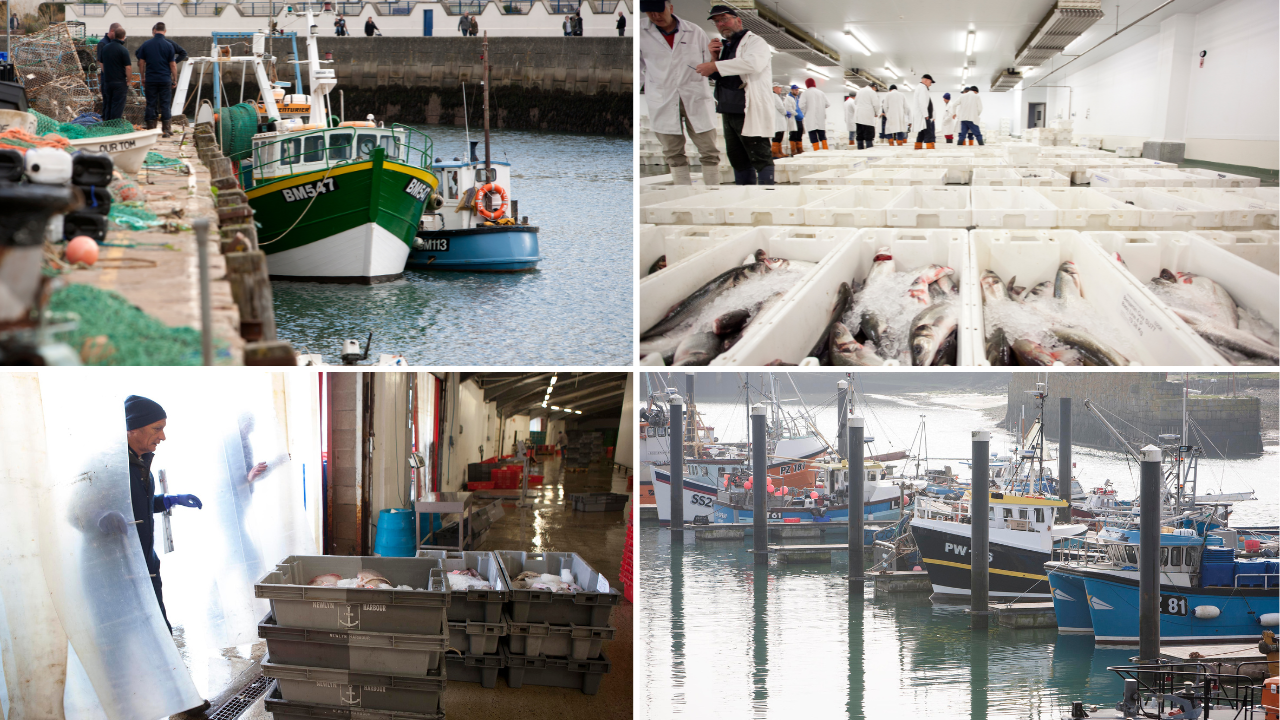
<box><xmin>938</xmin><ymin>100</ymin><xmax>957</xmax><ymax>135</ymax></box>
<box><xmin>711</xmin><ymin>31</ymin><xmax>774</xmax><ymax>138</ymax></box>
<box><xmin>954</xmin><ymin>92</ymin><xmax>984</xmax><ymax>124</ymax></box>
<box><xmin>783</xmin><ymin>94</ymin><xmax>797</xmax><ymax>132</ymax></box>
<box><xmin>882</xmin><ymin>89</ymin><xmax>908</xmax><ymax>134</ymax></box>
<box><xmin>638</xmin><ymin>16</ymin><xmax>716</xmax><ymax>135</ymax></box>
<box><xmin>773</xmin><ymin>93</ymin><xmax>787</xmax><ymax>135</ymax></box>
<box><xmin>843</xmin><ymin>98</ymin><xmax>857</xmax><ymax>133</ymax></box>
<box><xmin>851</xmin><ymin>88</ymin><xmax>881</xmax><ymax>126</ymax></box>
<box><xmin>798</xmin><ymin>86</ymin><xmax>829</xmax><ymax>131</ymax></box>
<box><xmin>910</xmin><ymin>81</ymin><xmax>934</xmax><ymax>127</ymax></box>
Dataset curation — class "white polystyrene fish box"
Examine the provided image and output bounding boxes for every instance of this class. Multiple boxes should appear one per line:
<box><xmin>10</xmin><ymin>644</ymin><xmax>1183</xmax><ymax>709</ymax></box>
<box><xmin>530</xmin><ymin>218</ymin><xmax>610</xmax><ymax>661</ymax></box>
<box><xmin>1191</xmin><ymin>230</ymin><xmax>1279</xmax><ymax>274</ymax></box>
<box><xmin>641</xmin><ymin>187</ymin><xmax>755</xmax><ymax>225</ymax></box>
<box><xmin>884</xmin><ymin>187</ymin><xmax>973</xmax><ymax>228</ymax></box>
<box><xmin>1084</xmin><ymin>231</ymin><xmax>1278</xmax><ymax>364</ymax></box>
<box><xmin>719</xmin><ymin>228</ymin><xmax>969</xmax><ymax>366</ymax></box>
<box><xmin>965</xmin><ymin>229</ymin><xmax>1222</xmax><ymax>366</ymax></box>
<box><xmin>971</xmin><ymin>168</ymin><xmax>1023</xmax><ymax>187</ymax></box>
<box><xmin>639</xmin><ymin>185</ymin><xmax>711</xmax><ymax>206</ymax></box>
<box><xmin>971</xmin><ymin>186</ymin><xmax>1060</xmax><ymax>228</ymax></box>
<box><xmin>1116</xmin><ymin>146</ymin><xmax>1142</xmax><ymax>157</ymax></box>
<box><xmin>721</xmin><ymin>186</ymin><xmax>847</xmax><ymax>225</ymax></box>
<box><xmin>1090</xmin><ymin>169</ymin><xmax>1178</xmax><ymax>188</ymax></box>
<box><xmin>1220</xmin><ymin>187</ymin><xmax>1279</xmax><ymax>208</ymax></box>
<box><xmin>1003</xmin><ymin>143</ymin><xmax>1041</xmax><ymax>166</ymax></box>
<box><xmin>1031</xmin><ymin>187</ymin><xmax>1141</xmax><ymax>230</ymax></box>
<box><xmin>1180</xmin><ymin>169</ymin><xmax>1261</xmax><ymax>188</ymax></box>
<box><xmin>889</xmin><ymin>168</ymin><xmax>949</xmax><ymax>186</ymax></box>
<box><xmin>798</xmin><ymin>164</ymin><xmax>870</xmax><ymax>185</ymax></box>
<box><xmin>845</xmin><ymin>168</ymin><xmax>909</xmax><ymax>186</ymax></box>
<box><xmin>1092</xmin><ymin>188</ymin><xmax>1224</xmax><ymax>230</ymax></box>
<box><xmin>1014</xmin><ymin>168</ymin><xmax>1070</xmax><ymax>187</ymax></box>
<box><xmin>639</xmin><ymin>225</ymin><xmax>757</xmax><ymax>278</ymax></box>
<box><xmin>638</xmin><ymin>227</ymin><xmax>852</xmax><ymax>356</ymax></box>
<box><xmin>774</xmin><ymin>158</ymin><xmax>844</xmax><ymax>184</ymax></box>
<box><xmin>803</xmin><ymin>186</ymin><xmax>912</xmax><ymax>227</ymax></box>
<box><xmin>1158</xmin><ymin>188</ymin><xmax>1278</xmax><ymax>229</ymax></box>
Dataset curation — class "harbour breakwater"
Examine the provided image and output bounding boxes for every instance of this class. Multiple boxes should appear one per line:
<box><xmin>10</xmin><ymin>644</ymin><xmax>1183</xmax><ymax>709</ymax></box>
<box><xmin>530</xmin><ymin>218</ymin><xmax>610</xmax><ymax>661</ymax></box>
<box><xmin>124</xmin><ymin>36</ymin><xmax>632</xmax><ymax>135</ymax></box>
<box><xmin>1003</xmin><ymin>373</ymin><xmax>1263</xmax><ymax>458</ymax></box>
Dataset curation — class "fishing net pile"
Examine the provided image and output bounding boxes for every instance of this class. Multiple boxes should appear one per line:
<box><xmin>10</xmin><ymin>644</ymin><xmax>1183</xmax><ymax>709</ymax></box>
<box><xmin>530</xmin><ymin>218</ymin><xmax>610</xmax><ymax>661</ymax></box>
<box><xmin>29</xmin><ymin>108</ymin><xmax>137</xmax><ymax>140</ymax></box>
<box><xmin>46</xmin><ymin>284</ymin><xmax>222</xmax><ymax>366</ymax></box>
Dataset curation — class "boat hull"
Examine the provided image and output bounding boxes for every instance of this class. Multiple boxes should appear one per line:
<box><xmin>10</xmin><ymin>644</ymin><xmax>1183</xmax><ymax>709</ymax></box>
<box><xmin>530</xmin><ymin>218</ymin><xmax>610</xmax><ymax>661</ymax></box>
<box><xmin>1045</xmin><ymin>563</ymin><xmax>1094</xmax><ymax>634</ymax></box>
<box><xmin>650</xmin><ymin>468</ymin><xmax>720</xmax><ymax>526</ymax></box>
<box><xmin>910</xmin><ymin>518</ymin><xmax>1054</xmax><ymax>600</ymax></box>
<box><xmin>1052</xmin><ymin>563</ymin><xmax>1279</xmax><ymax>645</ymax></box>
<box><xmin>709</xmin><ymin>499</ymin><xmax>901</xmax><ymax>525</ymax></box>
<box><xmin>408</xmin><ymin>225</ymin><xmax>540</xmax><ymax>272</ymax></box>
<box><xmin>247</xmin><ymin>153</ymin><xmax>435</xmax><ymax>283</ymax></box>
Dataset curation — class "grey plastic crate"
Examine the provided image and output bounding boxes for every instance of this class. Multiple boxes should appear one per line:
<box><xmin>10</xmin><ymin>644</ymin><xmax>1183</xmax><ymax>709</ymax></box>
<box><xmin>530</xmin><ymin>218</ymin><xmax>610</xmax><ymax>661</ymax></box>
<box><xmin>261</xmin><ymin>659</ymin><xmax>444</xmax><ymax>714</ymax></box>
<box><xmin>568</xmin><ymin>492</ymin><xmax>629</xmax><ymax>513</ymax></box>
<box><xmin>447</xmin><ymin>619</ymin><xmax>505</xmax><ymax>655</ymax></box>
<box><xmin>495</xmin><ymin>551</ymin><xmax>620</xmax><ymax>626</ymax></box>
<box><xmin>414</xmin><ymin>550</ymin><xmax>510</xmax><ymax>622</ymax></box>
<box><xmin>504</xmin><ymin>648</ymin><xmax>610</xmax><ymax>695</ymax></box>
<box><xmin>254</xmin><ymin>556</ymin><xmax>449</xmax><ymax>635</ymax></box>
<box><xmin>263</xmin><ymin>682</ymin><xmax>444</xmax><ymax>720</ymax></box>
<box><xmin>505</xmin><ymin>616</ymin><xmax>614</xmax><ymax>660</ymax></box>
<box><xmin>443</xmin><ymin>651</ymin><xmax>502</xmax><ymax>689</ymax></box>
<box><xmin>257</xmin><ymin>612</ymin><xmax>445</xmax><ymax>676</ymax></box>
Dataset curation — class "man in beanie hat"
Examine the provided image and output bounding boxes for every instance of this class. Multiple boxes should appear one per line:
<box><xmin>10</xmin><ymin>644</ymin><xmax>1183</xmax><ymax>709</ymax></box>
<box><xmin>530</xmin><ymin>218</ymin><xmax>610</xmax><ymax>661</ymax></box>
<box><xmin>123</xmin><ymin>395</ymin><xmax>202</xmax><ymax>632</ymax></box>
<box><xmin>695</xmin><ymin>5</ymin><xmax>776</xmax><ymax>184</ymax></box>
<box><xmin>798</xmin><ymin>77</ymin><xmax>829</xmax><ymax>150</ymax></box>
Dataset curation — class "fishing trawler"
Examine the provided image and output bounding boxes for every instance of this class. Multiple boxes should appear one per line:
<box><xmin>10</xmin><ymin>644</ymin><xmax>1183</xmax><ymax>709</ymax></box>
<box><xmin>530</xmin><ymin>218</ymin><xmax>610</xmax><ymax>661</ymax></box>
<box><xmin>407</xmin><ymin>36</ymin><xmax>540</xmax><ymax>273</ymax></box>
<box><xmin>173</xmin><ymin>15</ymin><xmax>439</xmax><ymax>283</ymax></box>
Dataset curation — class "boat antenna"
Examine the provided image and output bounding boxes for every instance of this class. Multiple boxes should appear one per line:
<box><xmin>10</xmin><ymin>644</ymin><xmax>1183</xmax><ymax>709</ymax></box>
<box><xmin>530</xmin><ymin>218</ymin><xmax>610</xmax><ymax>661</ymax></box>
<box><xmin>461</xmin><ymin>81</ymin><xmax>471</xmax><ymax>161</ymax></box>
<box><xmin>483</xmin><ymin>32</ymin><xmax>491</xmax><ymax>172</ymax></box>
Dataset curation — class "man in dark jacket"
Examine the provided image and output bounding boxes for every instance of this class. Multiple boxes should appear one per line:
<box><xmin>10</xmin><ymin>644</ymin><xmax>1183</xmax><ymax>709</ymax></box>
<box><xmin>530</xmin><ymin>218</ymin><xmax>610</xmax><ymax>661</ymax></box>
<box><xmin>97</xmin><ymin>23</ymin><xmax>131</xmax><ymax>121</ymax></box>
<box><xmin>123</xmin><ymin>395</ymin><xmax>202</xmax><ymax>632</ymax></box>
<box><xmin>616</xmin><ymin>11</ymin><xmax>626</xmax><ymax>36</ymax></box>
<box><xmin>365</xmin><ymin>17</ymin><xmax>379</xmax><ymax>36</ymax></box>
<box><xmin>135</xmin><ymin>22</ymin><xmax>177</xmax><ymax>136</ymax></box>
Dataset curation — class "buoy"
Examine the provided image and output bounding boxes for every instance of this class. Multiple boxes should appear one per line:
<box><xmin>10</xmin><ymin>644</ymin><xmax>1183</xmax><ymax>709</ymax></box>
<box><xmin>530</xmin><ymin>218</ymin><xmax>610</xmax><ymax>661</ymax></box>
<box><xmin>1193</xmin><ymin>605</ymin><xmax>1221</xmax><ymax>620</ymax></box>
<box><xmin>744</xmin><ymin>480</ymin><xmax>752</xmax><ymax>490</ymax></box>
<box><xmin>810</xmin><ymin>491</ymin><xmax>819</xmax><ymax>499</ymax></box>
<box><xmin>1259</xmin><ymin>613</ymin><xmax>1279</xmax><ymax>626</ymax></box>
<box><xmin>65</xmin><ymin>235</ymin><xmax>98</xmax><ymax>265</ymax></box>
<box><xmin>912</xmin><ymin>566</ymin><xmax>923</xmax><ymax>571</ymax></box>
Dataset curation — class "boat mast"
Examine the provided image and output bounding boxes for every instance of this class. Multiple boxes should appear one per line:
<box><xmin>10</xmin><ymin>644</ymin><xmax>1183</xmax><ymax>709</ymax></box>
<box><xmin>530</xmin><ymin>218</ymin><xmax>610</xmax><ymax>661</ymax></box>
<box><xmin>482</xmin><ymin>33</ymin><xmax>491</xmax><ymax>172</ymax></box>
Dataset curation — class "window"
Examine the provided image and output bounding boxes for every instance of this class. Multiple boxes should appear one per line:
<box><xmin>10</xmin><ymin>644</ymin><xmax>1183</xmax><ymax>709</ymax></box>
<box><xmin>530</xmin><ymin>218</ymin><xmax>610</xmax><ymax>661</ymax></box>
<box><xmin>1034</xmin><ymin>508</ymin><xmax>1044</xmax><ymax>523</ymax></box>
<box><xmin>1018</xmin><ymin>508</ymin><xmax>1028</xmax><ymax>520</ymax></box>
<box><xmin>356</xmin><ymin>133</ymin><xmax>379</xmax><ymax>159</ymax></box>
<box><xmin>1160</xmin><ymin>547</ymin><xmax>1169</xmax><ymax>566</ymax></box>
<box><xmin>1171</xmin><ymin>547</ymin><xmax>1182</xmax><ymax>567</ymax></box>
<box><xmin>989</xmin><ymin>507</ymin><xmax>994</xmax><ymax>519</ymax></box>
<box><xmin>379</xmin><ymin>134</ymin><xmax>398</xmax><ymax>159</ymax></box>
<box><xmin>475</xmin><ymin>167</ymin><xmax>497</xmax><ymax>183</ymax></box>
<box><xmin>329</xmin><ymin>132</ymin><xmax>353</xmax><ymax>160</ymax></box>
<box><xmin>1125</xmin><ymin>546</ymin><xmax>1138</xmax><ymax>565</ymax></box>
<box><xmin>1002</xmin><ymin>508</ymin><xmax>1012</xmax><ymax>519</ymax></box>
<box><xmin>1184</xmin><ymin>547</ymin><xmax>1198</xmax><ymax>568</ymax></box>
<box><xmin>447</xmin><ymin>170</ymin><xmax>458</xmax><ymax>199</ymax></box>
<box><xmin>283</xmin><ymin>139</ymin><xmax>302</xmax><ymax>166</ymax></box>
<box><xmin>253</xmin><ymin>142</ymin><xmax>273</xmax><ymax>168</ymax></box>
<box><xmin>303</xmin><ymin>135</ymin><xmax>326</xmax><ymax>163</ymax></box>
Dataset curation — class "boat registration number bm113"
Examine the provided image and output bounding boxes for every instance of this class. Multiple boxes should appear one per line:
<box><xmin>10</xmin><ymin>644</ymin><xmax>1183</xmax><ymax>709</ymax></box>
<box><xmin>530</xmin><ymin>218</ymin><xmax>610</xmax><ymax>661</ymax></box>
<box><xmin>282</xmin><ymin>177</ymin><xmax>338</xmax><ymax>203</ymax></box>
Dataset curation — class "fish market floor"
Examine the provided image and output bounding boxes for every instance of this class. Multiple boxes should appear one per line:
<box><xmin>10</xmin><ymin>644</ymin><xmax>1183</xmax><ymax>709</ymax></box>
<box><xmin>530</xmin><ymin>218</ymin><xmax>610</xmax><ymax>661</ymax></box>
<box><xmin>171</xmin><ymin>457</ymin><xmax>631</xmax><ymax>720</ymax></box>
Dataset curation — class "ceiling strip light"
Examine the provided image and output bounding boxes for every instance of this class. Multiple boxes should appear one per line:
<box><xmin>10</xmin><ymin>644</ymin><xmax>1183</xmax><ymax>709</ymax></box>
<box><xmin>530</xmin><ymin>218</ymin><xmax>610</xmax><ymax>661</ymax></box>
<box><xmin>966</xmin><ymin>31</ymin><xmax>975</xmax><ymax>56</ymax></box>
<box><xmin>843</xmin><ymin>30</ymin><xmax>871</xmax><ymax>56</ymax></box>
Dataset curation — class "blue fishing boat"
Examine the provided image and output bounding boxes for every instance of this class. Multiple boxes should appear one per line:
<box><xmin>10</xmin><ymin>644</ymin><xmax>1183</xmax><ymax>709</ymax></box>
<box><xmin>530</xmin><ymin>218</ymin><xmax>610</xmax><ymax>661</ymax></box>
<box><xmin>1046</xmin><ymin>532</ymin><xmax>1279</xmax><ymax>644</ymax></box>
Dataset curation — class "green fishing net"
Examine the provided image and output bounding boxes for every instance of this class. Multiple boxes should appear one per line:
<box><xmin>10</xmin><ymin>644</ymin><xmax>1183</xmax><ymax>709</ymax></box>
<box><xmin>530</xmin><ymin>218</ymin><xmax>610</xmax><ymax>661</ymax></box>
<box><xmin>47</xmin><ymin>284</ymin><xmax>226</xmax><ymax>366</ymax></box>
<box><xmin>29</xmin><ymin>109</ymin><xmax>138</xmax><ymax>140</ymax></box>
<box><xmin>109</xmin><ymin>201</ymin><xmax>163</xmax><ymax>230</ymax></box>
<box><xmin>143</xmin><ymin>151</ymin><xmax>184</xmax><ymax>168</ymax></box>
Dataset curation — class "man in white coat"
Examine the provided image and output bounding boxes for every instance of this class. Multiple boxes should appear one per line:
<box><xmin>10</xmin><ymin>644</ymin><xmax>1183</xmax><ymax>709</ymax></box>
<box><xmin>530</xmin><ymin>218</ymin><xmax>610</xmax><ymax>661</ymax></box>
<box><xmin>938</xmin><ymin>92</ymin><xmax>957</xmax><ymax>143</ymax></box>
<box><xmin>798</xmin><ymin>77</ymin><xmax>830</xmax><ymax>150</ymax></box>
<box><xmin>882</xmin><ymin>84</ymin><xmax>908</xmax><ymax>146</ymax></box>
<box><xmin>910</xmin><ymin>73</ymin><xmax>936</xmax><ymax>149</ymax></box>
<box><xmin>771</xmin><ymin>85</ymin><xmax>792</xmax><ymax>158</ymax></box>
<box><xmin>851</xmin><ymin>84</ymin><xmax>881</xmax><ymax>149</ymax></box>
<box><xmin>843</xmin><ymin>93</ymin><xmax>857</xmax><ymax>146</ymax></box>
<box><xmin>695</xmin><ymin>5</ymin><xmax>775</xmax><ymax>185</ymax></box>
<box><xmin>954</xmin><ymin>86</ymin><xmax>985</xmax><ymax>145</ymax></box>
<box><xmin>639</xmin><ymin>0</ymin><xmax>721</xmax><ymax>185</ymax></box>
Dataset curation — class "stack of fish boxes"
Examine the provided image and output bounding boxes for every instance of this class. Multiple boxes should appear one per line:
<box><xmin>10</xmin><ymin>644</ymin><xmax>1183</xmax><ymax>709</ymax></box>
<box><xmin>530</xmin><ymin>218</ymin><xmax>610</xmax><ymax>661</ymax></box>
<box><xmin>497</xmin><ymin>551</ymin><xmax>621</xmax><ymax>695</ymax></box>
<box><xmin>417</xmin><ymin>550</ymin><xmax>511</xmax><ymax>691</ymax></box>
<box><xmin>255</xmin><ymin>556</ymin><xmax>451</xmax><ymax>719</ymax></box>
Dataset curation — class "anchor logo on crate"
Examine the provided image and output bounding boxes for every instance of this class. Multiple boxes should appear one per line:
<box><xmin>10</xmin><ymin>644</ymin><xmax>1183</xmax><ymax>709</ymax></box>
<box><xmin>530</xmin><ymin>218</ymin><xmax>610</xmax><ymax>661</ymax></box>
<box><xmin>338</xmin><ymin>604</ymin><xmax>361</xmax><ymax>629</ymax></box>
<box><xmin>340</xmin><ymin>686</ymin><xmax>361</xmax><ymax>706</ymax></box>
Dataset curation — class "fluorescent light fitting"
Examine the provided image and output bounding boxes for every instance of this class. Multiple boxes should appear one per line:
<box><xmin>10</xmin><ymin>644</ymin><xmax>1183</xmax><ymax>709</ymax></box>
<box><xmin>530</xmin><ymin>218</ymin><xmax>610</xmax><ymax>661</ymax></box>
<box><xmin>542</xmin><ymin>402</ymin><xmax>547</xmax><ymax>407</ymax></box>
<box><xmin>961</xmin><ymin>66</ymin><xmax>969</xmax><ymax>81</ymax></box>
<box><xmin>805</xmin><ymin>65</ymin><xmax>830</xmax><ymax>79</ymax></box>
<box><xmin>965</xmin><ymin>31</ymin><xmax>975</xmax><ymax>56</ymax></box>
<box><xmin>551</xmin><ymin>406</ymin><xmax>560</xmax><ymax>410</ymax></box>
<box><xmin>575</xmin><ymin>411</ymin><xmax>582</xmax><ymax>415</ymax></box>
<box><xmin>549</xmin><ymin>376</ymin><xmax>556</xmax><ymax>385</ymax></box>
<box><xmin>843</xmin><ymin>30</ymin><xmax>871</xmax><ymax>56</ymax></box>
<box><xmin>884</xmin><ymin>64</ymin><xmax>899</xmax><ymax>78</ymax></box>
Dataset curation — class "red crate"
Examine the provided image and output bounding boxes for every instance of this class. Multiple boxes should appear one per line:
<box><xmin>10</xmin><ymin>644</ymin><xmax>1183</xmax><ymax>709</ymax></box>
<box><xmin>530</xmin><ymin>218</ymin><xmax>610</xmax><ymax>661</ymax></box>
<box><xmin>468</xmin><ymin>481</ymin><xmax>495</xmax><ymax>491</ymax></box>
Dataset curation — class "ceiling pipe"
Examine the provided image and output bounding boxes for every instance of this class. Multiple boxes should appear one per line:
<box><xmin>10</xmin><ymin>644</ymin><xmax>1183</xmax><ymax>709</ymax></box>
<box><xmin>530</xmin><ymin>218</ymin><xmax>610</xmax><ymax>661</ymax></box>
<box><xmin>1027</xmin><ymin>0</ymin><xmax>1179</xmax><ymax>88</ymax></box>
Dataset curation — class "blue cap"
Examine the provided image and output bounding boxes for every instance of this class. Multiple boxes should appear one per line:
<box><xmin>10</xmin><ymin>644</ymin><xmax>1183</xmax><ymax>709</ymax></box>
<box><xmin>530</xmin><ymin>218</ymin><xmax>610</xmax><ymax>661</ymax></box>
<box><xmin>943</xmin><ymin>93</ymin><xmax>950</xmax><ymax>99</ymax></box>
<box><xmin>790</xmin><ymin>84</ymin><xmax>800</xmax><ymax>89</ymax></box>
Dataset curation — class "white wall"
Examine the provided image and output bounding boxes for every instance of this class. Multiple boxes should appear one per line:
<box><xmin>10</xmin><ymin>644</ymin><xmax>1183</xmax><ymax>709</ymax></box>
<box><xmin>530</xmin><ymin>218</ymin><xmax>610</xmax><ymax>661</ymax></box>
<box><xmin>443</xmin><ymin>375</ymin><xmax>488</xmax><ymax>492</ymax></box>
<box><xmin>1058</xmin><ymin>33</ymin><xmax>1162</xmax><ymax>144</ymax></box>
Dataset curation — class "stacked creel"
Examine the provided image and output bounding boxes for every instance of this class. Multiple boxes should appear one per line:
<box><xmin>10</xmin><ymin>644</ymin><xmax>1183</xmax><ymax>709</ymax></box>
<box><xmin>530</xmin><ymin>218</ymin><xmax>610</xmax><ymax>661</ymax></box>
<box><xmin>253</xmin><ymin>555</ymin><xmax>451</xmax><ymax>719</ymax></box>
<box><xmin>418</xmin><ymin>550</ymin><xmax>510</xmax><ymax>690</ymax></box>
<box><xmin>620</xmin><ymin>495</ymin><xmax>634</xmax><ymax>603</ymax></box>
<box><xmin>495</xmin><ymin>551</ymin><xmax>620</xmax><ymax>695</ymax></box>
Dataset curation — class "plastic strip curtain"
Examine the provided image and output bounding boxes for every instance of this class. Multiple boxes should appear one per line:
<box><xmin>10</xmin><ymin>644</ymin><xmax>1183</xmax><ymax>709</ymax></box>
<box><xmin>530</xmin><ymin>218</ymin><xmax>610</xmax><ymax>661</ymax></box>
<box><xmin>0</xmin><ymin>373</ymin><xmax>70</xmax><ymax>720</ymax></box>
<box><xmin>36</xmin><ymin>374</ymin><xmax>205</xmax><ymax>719</ymax></box>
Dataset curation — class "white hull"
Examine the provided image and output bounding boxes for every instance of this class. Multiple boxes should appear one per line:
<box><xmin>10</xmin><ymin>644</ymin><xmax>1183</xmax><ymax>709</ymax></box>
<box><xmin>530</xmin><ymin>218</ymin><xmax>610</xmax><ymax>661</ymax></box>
<box><xmin>66</xmin><ymin>128</ymin><xmax>163</xmax><ymax>175</ymax></box>
<box><xmin>266</xmin><ymin>222</ymin><xmax>409</xmax><ymax>281</ymax></box>
<box><xmin>928</xmin><ymin>583</ymin><xmax>1052</xmax><ymax>600</ymax></box>
<box><xmin>650</xmin><ymin>466</ymin><xmax>720</xmax><ymax>525</ymax></box>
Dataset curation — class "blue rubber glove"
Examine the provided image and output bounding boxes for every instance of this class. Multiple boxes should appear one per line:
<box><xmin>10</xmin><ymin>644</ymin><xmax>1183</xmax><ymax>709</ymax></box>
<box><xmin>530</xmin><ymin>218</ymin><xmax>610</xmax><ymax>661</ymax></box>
<box><xmin>785</xmin><ymin>112</ymin><xmax>792</xmax><ymax>118</ymax></box>
<box><xmin>164</xmin><ymin>494</ymin><xmax>203</xmax><ymax>510</ymax></box>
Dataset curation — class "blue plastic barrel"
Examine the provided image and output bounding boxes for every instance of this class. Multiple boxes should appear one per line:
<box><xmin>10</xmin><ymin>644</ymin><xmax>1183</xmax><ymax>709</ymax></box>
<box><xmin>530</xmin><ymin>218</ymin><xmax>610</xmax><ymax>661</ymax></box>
<box><xmin>373</xmin><ymin>508</ymin><xmax>417</xmax><ymax>557</ymax></box>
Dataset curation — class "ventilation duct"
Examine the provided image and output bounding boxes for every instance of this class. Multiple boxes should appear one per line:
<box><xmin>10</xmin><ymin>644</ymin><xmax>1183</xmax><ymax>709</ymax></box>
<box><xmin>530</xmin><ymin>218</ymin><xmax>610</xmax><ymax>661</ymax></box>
<box><xmin>846</xmin><ymin>68</ymin><xmax>887</xmax><ymax>91</ymax></box>
<box><xmin>722</xmin><ymin>0</ymin><xmax>842</xmax><ymax>68</ymax></box>
<box><xmin>990</xmin><ymin>68</ymin><xmax>1023</xmax><ymax>92</ymax></box>
<box><xmin>1014</xmin><ymin>0</ymin><xmax>1105</xmax><ymax>67</ymax></box>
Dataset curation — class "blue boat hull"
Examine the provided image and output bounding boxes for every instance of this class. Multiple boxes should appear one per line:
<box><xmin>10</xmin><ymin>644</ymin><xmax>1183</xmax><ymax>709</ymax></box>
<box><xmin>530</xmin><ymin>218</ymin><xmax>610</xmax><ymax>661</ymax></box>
<box><xmin>408</xmin><ymin>226</ymin><xmax>540</xmax><ymax>271</ymax></box>
<box><xmin>1046</xmin><ymin>565</ymin><xmax>1095</xmax><ymax>634</ymax></box>
<box><xmin>1058</xmin><ymin>565</ymin><xmax>1277</xmax><ymax>644</ymax></box>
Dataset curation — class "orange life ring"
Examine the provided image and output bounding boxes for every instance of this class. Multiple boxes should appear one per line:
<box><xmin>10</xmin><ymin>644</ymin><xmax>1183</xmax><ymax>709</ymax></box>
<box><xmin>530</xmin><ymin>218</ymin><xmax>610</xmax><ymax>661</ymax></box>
<box><xmin>476</xmin><ymin>182</ymin><xmax>508</xmax><ymax>220</ymax></box>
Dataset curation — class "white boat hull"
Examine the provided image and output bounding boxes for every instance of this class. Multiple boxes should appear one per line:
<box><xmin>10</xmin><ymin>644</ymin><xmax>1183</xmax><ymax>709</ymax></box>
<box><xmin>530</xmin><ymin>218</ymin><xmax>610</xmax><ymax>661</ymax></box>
<box><xmin>66</xmin><ymin>128</ymin><xmax>163</xmax><ymax>175</ymax></box>
<box><xmin>265</xmin><ymin>222</ymin><xmax>410</xmax><ymax>282</ymax></box>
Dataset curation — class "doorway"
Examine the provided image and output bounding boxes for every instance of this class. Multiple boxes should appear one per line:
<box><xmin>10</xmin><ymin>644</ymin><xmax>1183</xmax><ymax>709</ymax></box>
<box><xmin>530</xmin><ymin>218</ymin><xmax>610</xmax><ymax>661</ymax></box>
<box><xmin>1028</xmin><ymin>103</ymin><xmax>1045</xmax><ymax>129</ymax></box>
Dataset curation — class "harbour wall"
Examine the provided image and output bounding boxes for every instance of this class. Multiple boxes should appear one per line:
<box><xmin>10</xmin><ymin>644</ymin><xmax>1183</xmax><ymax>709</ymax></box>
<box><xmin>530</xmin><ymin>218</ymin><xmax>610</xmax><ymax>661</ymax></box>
<box><xmin>1003</xmin><ymin>373</ymin><xmax>1263</xmax><ymax>458</ymax></box>
<box><xmin>125</xmin><ymin>36</ymin><xmax>632</xmax><ymax>135</ymax></box>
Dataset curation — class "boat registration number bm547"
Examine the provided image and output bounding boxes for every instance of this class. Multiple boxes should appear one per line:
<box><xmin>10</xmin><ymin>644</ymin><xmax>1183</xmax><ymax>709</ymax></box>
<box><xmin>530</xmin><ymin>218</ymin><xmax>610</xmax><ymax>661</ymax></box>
<box><xmin>282</xmin><ymin>177</ymin><xmax>338</xmax><ymax>203</ymax></box>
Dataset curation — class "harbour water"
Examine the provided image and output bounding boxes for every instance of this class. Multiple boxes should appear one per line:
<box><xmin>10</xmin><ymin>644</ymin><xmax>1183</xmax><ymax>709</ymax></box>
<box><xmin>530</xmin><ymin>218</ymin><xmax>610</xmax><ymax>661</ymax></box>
<box><xmin>640</xmin><ymin>391</ymin><xmax>1278</xmax><ymax>719</ymax></box>
<box><xmin>271</xmin><ymin>124</ymin><xmax>633</xmax><ymax>365</ymax></box>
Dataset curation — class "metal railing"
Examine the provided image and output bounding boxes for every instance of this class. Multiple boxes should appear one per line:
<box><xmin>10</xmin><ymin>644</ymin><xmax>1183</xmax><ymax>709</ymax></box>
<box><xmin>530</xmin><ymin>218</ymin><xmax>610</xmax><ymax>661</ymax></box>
<box><xmin>71</xmin><ymin>3</ymin><xmax>109</xmax><ymax>15</ymax></box>
<box><xmin>588</xmin><ymin>0</ymin><xmax>618</xmax><ymax>11</ymax></box>
<box><xmin>1107</xmin><ymin>663</ymin><xmax>1268</xmax><ymax>719</ymax></box>
<box><xmin>182</xmin><ymin>2</ymin><xmax>228</xmax><ymax>15</ymax></box>
<box><xmin>122</xmin><ymin>2</ymin><xmax>174</xmax><ymax>14</ymax></box>
<box><xmin>237</xmin><ymin>2</ymin><xmax>285</xmax><ymax>14</ymax></box>
<box><xmin>247</xmin><ymin>123</ymin><xmax>434</xmax><ymax>186</ymax></box>
<box><xmin>373</xmin><ymin>1</ymin><xmax>413</xmax><ymax>14</ymax></box>
<box><xmin>498</xmin><ymin>1</ymin><xmax>533</xmax><ymax>14</ymax></box>
<box><xmin>444</xmin><ymin>0</ymin><xmax>485</xmax><ymax>13</ymax></box>
<box><xmin>546</xmin><ymin>0</ymin><xmax>580</xmax><ymax>13</ymax></box>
